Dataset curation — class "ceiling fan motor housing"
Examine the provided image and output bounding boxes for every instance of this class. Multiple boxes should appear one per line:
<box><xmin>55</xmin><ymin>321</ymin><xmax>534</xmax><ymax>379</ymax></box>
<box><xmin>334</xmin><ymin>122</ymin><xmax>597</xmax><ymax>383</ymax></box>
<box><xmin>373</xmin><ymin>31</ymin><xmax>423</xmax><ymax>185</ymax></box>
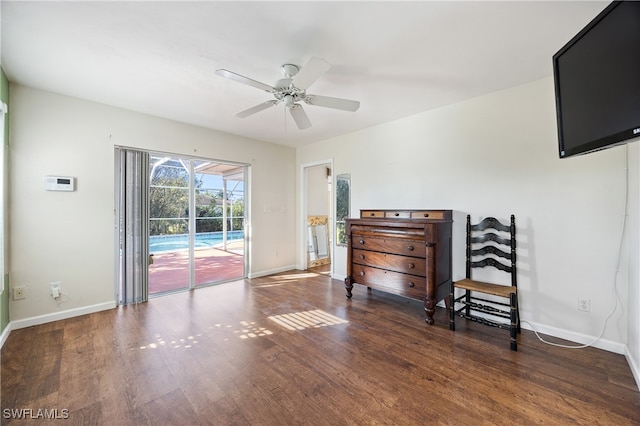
<box><xmin>273</xmin><ymin>74</ymin><xmax>305</xmax><ymax>105</ymax></box>
<box><xmin>274</xmin><ymin>78</ymin><xmax>293</xmax><ymax>90</ymax></box>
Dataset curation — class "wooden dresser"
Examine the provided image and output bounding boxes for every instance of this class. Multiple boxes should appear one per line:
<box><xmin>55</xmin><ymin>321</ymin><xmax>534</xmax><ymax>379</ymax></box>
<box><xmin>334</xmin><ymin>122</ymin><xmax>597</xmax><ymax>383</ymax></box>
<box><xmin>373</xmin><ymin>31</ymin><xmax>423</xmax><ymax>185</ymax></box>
<box><xmin>345</xmin><ymin>209</ymin><xmax>452</xmax><ymax>325</ymax></box>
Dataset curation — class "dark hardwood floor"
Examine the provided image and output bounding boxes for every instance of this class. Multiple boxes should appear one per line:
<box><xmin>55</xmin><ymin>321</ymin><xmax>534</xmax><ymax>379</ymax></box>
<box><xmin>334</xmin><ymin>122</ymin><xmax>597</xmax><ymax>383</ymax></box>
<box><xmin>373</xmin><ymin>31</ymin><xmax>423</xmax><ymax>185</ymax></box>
<box><xmin>2</xmin><ymin>270</ymin><xmax>639</xmax><ymax>425</ymax></box>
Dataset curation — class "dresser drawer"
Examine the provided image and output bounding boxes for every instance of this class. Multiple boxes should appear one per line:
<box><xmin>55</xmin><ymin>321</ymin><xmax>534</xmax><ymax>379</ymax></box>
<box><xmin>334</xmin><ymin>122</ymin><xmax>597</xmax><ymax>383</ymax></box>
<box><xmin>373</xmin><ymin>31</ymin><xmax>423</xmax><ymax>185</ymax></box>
<box><xmin>352</xmin><ymin>264</ymin><xmax>425</xmax><ymax>300</ymax></box>
<box><xmin>410</xmin><ymin>210</ymin><xmax>445</xmax><ymax>220</ymax></box>
<box><xmin>351</xmin><ymin>235</ymin><xmax>425</xmax><ymax>258</ymax></box>
<box><xmin>361</xmin><ymin>210</ymin><xmax>385</xmax><ymax>218</ymax></box>
<box><xmin>385</xmin><ymin>211</ymin><xmax>411</xmax><ymax>219</ymax></box>
<box><xmin>352</xmin><ymin>249</ymin><xmax>426</xmax><ymax>276</ymax></box>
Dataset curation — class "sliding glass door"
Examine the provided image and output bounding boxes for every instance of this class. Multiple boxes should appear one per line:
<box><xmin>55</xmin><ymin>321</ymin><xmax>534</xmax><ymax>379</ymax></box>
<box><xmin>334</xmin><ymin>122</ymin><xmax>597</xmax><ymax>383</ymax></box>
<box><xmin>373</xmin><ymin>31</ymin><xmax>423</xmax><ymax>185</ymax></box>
<box><xmin>147</xmin><ymin>154</ymin><xmax>247</xmax><ymax>295</ymax></box>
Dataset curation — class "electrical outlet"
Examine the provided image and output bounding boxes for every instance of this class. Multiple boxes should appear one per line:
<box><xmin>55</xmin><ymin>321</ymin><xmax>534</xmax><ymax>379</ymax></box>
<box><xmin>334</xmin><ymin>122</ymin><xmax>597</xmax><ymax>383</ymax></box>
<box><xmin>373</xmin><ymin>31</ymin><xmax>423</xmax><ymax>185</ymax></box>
<box><xmin>13</xmin><ymin>286</ymin><xmax>25</xmax><ymax>300</ymax></box>
<box><xmin>578</xmin><ymin>298</ymin><xmax>591</xmax><ymax>312</ymax></box>
<box><xmin>50</xmin><ymin>282</ymin><xmax>62</xmax><ymax>298</ymax></box>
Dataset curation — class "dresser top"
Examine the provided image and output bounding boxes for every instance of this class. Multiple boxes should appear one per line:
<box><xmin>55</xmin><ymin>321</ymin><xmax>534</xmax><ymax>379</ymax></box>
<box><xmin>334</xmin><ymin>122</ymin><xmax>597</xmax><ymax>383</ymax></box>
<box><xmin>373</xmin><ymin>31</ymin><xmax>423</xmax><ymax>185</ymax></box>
<box><xmin>358</xmin><ymin>209</ymin><xmax>452</xmax><ymax>221</ymax></box>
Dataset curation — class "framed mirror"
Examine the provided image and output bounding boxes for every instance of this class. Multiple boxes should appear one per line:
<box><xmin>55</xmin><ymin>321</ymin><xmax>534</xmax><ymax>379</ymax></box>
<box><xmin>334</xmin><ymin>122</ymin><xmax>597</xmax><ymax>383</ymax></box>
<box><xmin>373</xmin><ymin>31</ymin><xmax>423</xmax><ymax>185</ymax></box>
<box><xmin>335</xmin><ymin>173</ymin><xmax>350</xmax><ymax>246</ymax></box>
<box><xmin>307</xmin><ymin>215</ymin><xmax>330</xmax><ymax>267</ymax></box>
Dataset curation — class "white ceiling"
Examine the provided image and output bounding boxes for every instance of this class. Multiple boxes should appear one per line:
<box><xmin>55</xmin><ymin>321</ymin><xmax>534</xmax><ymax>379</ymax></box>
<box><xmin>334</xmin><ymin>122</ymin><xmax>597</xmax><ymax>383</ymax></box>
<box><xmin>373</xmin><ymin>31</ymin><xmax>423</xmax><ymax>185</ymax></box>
<box><xmin>1</xmin><ymin>1</ymin><xmax>609</xmax><ymax>148</ymax></box>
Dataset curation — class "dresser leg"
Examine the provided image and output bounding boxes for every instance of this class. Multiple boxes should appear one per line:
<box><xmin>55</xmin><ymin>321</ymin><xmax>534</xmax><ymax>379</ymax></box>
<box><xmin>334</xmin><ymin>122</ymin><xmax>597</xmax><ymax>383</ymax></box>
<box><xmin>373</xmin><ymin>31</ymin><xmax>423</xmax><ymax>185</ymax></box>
<box><xmin>424</xmin><ymin>297</ymin><xmax>435</xmax><ymax>325</ymax></box>
<box><xmin>344</xmin><ymin>276</ymin><xmax>354</xmax><ymax>299</ymax></box>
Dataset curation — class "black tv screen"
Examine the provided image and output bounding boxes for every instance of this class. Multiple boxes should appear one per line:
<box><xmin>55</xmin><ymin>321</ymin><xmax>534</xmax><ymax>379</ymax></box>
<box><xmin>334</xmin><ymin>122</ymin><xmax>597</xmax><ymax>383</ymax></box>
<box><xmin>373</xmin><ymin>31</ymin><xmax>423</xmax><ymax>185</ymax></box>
<box><xmin>553</xmin><ymin>1</ymin><xmax>640</xmax><ymax>158</ymax></box>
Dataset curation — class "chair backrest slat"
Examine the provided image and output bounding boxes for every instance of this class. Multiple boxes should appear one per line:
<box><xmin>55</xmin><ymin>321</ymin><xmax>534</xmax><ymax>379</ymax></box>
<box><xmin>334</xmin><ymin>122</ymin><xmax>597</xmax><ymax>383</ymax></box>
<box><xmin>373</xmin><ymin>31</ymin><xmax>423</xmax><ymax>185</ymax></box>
<box><xmin>471</xmin><ymin>217</ymin><xmax>510</xmax><ymax>233</ymax></box>
<box><xmin>471</xmin><ymin>245</ymin><xmax>510</xmax><ymax>260</ymax></box>
<box><xmin>470</xmin><ymin>258</ymin><xmax>512</xmax><ymax>273</ymax></box>
<box><xmin>471</xmin><ymin>232</ymin><xmax>510</xmax><ymax>246</ymax></box>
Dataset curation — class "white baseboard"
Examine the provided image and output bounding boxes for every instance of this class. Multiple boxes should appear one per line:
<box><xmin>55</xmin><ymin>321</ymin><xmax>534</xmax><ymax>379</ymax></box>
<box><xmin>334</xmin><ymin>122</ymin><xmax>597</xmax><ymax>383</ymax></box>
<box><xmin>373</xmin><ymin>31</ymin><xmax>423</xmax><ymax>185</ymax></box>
<box><xmin>248</xmin><ymin>265</ymin><xmax>298</xmax><ymax>279</ymax></box>
<box><xmin>0</xmin><ymin>321</ymin><xmax>12</xmax><ymax>349</ymax></box>
<box><xmin>519</xmin><ymin>319</ymin><xmax>626</xmax><ymax>354</ymax></box>
<box><xmin>10</xmin><ymin>301</ymin><xmax>116</xmax><ymax>330</ymax></box>
<box><xmin>625</xmin><ymin>346</ymin><xmax>640</xmax><ymax>391</ymax></box>
<box><xmin>332</xmin><ymin>273</ymin><xmax>346</xmax><ymax>282</ymax></box>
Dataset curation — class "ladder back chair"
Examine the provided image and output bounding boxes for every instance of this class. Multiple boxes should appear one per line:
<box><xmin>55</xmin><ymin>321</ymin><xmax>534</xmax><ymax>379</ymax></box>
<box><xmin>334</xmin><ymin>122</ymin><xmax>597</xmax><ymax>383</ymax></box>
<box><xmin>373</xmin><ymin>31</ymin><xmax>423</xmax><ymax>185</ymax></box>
<box><xmin>450</xmin><ymin>215</ymin><xmax>520</xmax><ymax>350</ymax></box>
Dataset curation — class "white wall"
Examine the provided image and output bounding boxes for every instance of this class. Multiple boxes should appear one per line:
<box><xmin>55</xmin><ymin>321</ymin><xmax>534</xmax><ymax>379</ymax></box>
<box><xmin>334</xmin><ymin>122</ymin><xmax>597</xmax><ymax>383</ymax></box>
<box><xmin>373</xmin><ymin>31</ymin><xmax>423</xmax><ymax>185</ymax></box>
<box><xmin>9</xmin><ymin>84</ymin><xmax>296</xmax><ymax>323</ymax></box>
<box><xmin>297</xmin><ymin>77</ymin><xmax>634</xmax><ymax>358</ymax></box>
<box><xmin>306</xmin><ymin>164</ymin><xmax>330</xmax><ymax>217</ymax></box>
<box><xmin>626</xmin><ymin>143</ymin><xmax>640</xmax><ymax>386</ymax></box>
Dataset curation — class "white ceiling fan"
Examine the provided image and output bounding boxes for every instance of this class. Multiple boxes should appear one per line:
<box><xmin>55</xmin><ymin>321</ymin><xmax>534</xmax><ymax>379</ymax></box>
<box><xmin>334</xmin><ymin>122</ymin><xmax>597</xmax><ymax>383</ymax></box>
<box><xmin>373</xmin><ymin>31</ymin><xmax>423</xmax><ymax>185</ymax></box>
<box><xmin>215</xmin><ymin>57</ymin><xmax>360</xmax><ymax>130</ymax></box>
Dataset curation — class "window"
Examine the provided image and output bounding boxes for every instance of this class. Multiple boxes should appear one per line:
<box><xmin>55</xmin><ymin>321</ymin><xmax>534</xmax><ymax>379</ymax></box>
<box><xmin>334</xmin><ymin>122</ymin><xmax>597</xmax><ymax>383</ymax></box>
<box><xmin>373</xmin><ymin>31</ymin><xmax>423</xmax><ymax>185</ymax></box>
<box><xmin>335</xmin><ymin>173</ymin><xmax>350</xmax><ymax>246</ymax></box>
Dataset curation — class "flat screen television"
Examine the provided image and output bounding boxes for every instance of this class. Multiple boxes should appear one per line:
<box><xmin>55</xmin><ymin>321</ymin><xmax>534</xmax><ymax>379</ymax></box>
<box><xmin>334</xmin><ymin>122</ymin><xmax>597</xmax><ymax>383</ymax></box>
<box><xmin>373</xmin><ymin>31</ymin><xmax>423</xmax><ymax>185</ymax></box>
<box><xmin>553</xmin><ymin>1</ymin><xmax>640</xmax><ymax>159</ymax></box>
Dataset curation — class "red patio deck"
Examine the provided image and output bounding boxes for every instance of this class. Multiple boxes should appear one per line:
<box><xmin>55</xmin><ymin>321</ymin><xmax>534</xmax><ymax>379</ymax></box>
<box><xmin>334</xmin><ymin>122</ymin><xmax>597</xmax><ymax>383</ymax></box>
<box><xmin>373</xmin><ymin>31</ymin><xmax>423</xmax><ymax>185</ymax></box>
<box><xmin>149</xmin><ymin>246</ymin><xmax>245</xmax><ymax>294</ymax></box>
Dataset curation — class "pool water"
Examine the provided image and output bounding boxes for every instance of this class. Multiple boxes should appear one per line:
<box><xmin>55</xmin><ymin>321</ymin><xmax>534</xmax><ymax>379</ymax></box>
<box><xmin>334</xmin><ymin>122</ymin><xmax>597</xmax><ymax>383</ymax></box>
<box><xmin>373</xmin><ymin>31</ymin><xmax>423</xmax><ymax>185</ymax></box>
<box><xmin>149</xmin><ymin>231</ymin><xmax>244</xmax><ymax>254</ymax></box>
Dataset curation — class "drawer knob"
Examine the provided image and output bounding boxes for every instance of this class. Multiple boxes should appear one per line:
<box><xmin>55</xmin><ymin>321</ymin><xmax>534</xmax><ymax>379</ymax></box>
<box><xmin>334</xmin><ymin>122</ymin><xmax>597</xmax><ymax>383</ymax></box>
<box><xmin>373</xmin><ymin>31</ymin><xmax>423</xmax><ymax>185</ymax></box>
<box><xmin>359</xmin><ymin>239</ymin><xmax>365</xmax><ymax>245</ymax></box>
<box><xmin>370</xmin><ymin>212</ymin><xmax>375</xmax><ymax>216</ymax></box>
<box><xmin>423</xmin><ymin>213</ymin><xmax>429</xmax><ymax>217</ymax></box>
<box><xmin>407</xmin><ymin>245</ymin><xmax>414</xmax><ymax>251</ymax></box>
<box><xmin>409</xmin><ymin>282</ymin><xmax>415</xmax><ymax>288</ymax></box>
<box><xmin>408</xmin><ymin>263</ymin><xmax>415</xmax><ymax>269</ymax></box>
<box><xmin>394</xmin><ymin>212</ymin><xmax>400</xmax><ymax>216</ymax></box>
<box><xmin>360</xmin><ymin>271</ymin><xmax>365</xmax><ymax>276</ymax></box>
<box><xmin>360</xmin><ymin>254</ymin><xmax>365</xmax><ymax>260</ymax></box>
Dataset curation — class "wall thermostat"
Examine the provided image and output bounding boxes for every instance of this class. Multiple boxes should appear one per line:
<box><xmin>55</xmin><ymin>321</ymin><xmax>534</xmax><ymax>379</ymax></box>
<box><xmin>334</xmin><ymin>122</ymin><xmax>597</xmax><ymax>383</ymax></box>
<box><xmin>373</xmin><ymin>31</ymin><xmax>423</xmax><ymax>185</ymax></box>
<box><xmin>44</xmin><ymin>175</ymin><xmax>76</xmax><ymax>192</ymax></box>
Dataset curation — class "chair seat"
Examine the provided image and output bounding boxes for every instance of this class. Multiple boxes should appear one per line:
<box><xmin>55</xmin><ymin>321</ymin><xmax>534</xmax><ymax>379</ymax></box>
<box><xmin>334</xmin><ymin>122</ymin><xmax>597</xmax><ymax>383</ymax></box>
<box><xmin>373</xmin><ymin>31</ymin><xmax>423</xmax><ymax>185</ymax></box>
<box><xmin>454</xmin><ymin>278</ymin><xmax>516</xmax><ymax>298</ymax></box>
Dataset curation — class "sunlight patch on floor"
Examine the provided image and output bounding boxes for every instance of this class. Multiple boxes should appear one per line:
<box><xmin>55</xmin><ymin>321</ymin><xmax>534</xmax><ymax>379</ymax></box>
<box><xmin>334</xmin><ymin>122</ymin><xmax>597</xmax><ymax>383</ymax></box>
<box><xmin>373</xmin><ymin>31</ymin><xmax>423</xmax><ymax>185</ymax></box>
<box><xmin>139</xmin><ymin>332</ymin><xmax>202</xmax><ymax>350</ymax></box>
<box><xmin>210</xmin><ymin>321</ymin><xmax>274</xmax><ymax>340</ymax></box>
<box><xmin>268</xmin><ymin>309</ymin><xmax>348</xmax><ymax>331</ymax></box>
<box><xmin>251</xmin><ymin>281</ymin><xmax>288</xmax><ymax>288</ymax></box>
<box><xmin>234</xmin><ymin>320</ymin><xmax>274</xmax><ymax>339</ymax></box>
<box><xmin>269</xmin><ymin>272</ymin><xmax>321</xmax><ymax>280</ymax></box>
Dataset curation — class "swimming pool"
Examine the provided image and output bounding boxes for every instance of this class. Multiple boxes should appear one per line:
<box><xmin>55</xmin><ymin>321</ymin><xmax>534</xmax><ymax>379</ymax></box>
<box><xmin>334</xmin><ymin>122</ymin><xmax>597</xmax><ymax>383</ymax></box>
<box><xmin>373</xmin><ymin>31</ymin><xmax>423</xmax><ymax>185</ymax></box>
<box><xmin>149</xmin><ymin>231</ymin><xmax>244</xmax><ymax>254</ymax></box>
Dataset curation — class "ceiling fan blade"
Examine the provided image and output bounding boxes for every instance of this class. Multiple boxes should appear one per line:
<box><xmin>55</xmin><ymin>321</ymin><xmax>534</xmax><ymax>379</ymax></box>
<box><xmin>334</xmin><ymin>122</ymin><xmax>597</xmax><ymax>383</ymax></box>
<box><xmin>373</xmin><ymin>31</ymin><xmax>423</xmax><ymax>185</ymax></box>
<box><xmin>234</xmin><ymin>100</ymin><xmax>279</xmax><ymax>118</ymax></box>
<box><xmin>215</xmin><ymin>69</ymin><xmax>274</xmax><ymax>92</ymax></box>
<box><xmin>305</xmin><ymin>94</ymin><xmax>360</xmax><ymax>112</ymax></box>
<box><xmin>292</xmin><ymin>57</ymin><xmax>331</xmax><ymax>90</ymax></box>
<box><xmin>289</xmin><ymin>104</ymin><xmax>312</xmax><ymax>130</ymax></box>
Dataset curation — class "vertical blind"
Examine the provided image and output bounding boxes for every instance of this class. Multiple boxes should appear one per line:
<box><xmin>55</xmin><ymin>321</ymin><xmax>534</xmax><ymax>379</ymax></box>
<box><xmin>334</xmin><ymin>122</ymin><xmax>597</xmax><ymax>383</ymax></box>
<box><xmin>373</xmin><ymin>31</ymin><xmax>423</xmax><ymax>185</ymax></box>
<box><xmin>116</xmin><ymin>148</ymin><xmax>149</xmax><ymax>305</ymax></box>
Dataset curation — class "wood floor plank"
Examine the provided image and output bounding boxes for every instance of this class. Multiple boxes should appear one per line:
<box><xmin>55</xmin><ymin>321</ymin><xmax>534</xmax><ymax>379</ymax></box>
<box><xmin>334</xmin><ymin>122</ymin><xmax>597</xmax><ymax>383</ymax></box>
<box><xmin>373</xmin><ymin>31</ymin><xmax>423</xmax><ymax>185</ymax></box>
<box><xmin>1</xmin><ymin>269</ymin><xmax>639</xmax><ymax>425</ymax></box>
<box><xmin>141</xmin><ymin>388</ymin><xmax>200</xmax><ymax>426</ymax></box>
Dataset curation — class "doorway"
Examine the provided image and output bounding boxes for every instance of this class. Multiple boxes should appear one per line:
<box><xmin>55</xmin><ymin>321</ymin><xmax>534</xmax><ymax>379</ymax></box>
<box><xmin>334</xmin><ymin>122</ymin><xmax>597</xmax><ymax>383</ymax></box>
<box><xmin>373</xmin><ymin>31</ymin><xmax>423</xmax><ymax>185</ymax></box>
<box><xmin>302</xmin><ymin>161</ymin><xmax>332</xmax><ymax>274</ymax></box>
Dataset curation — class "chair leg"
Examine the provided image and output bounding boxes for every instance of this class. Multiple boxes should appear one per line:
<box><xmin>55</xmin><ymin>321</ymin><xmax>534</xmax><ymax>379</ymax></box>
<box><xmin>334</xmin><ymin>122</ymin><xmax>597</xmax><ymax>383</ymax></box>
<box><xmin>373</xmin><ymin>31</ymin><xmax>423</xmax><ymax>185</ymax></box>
<box><xmin>515</xmin><ymin>294</ymin><xmax>521</xmax><ymax>334</ymax></box>
<box><xmin>464</xmin><ymin>290</ymin><xmax>471</xmax><ymax>317</ymax></box>
<box><xmin>510</xmin><ymin>293</ymin><xmax>518</xmax><ymax>351</ymax></box>
<box><xmin>449</xmin><ymin>286</ymin><xmax>455</xmax><ymax>331</ymax></box>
